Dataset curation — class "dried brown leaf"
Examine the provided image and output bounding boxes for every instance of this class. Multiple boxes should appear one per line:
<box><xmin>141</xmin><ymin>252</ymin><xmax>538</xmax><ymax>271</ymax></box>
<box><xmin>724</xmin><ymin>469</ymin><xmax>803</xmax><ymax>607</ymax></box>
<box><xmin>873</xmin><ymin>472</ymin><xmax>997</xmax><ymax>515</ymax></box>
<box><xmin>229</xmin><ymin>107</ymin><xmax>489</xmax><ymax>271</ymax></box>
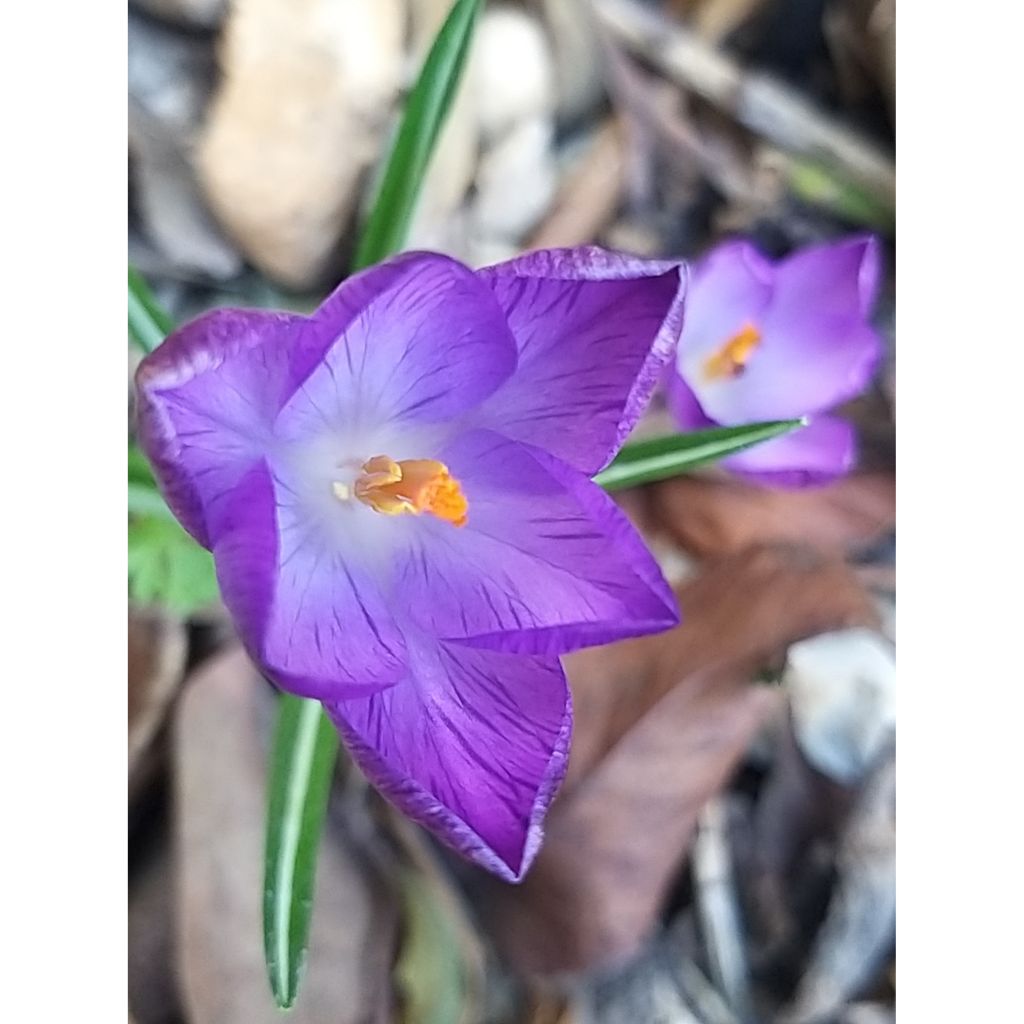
<box><xmin>527</xmin><ymin>118</ymin><xmax>627</xmax><ymax>250</ymax></box>
<box><xmin>482</xmin><ymin>545</ymin><xmax>877</xmax><ymax>975</ymax></box>
<box><xmin>129</xmin><ymin>827</ymin><xmax>184</xmax><ymax>1024</ymax></box>
<box><xmin>128</xmin><ymin>606</ymin><xmax>188</xmax><ymax>805</ymax></box>
<box><xmin>693</xmin><ymin>0</ymin><xmax>770</xmax><ymax>43</ymax></box>
<box><xmin>649</xmin><ymin>473</ymin><xmax>895</xmax><ymax>560</ymax></box>
<box><xmin>174</xmin><ymin>648</ymin><xmax>397</xmax><ymax>1023</ymax></box>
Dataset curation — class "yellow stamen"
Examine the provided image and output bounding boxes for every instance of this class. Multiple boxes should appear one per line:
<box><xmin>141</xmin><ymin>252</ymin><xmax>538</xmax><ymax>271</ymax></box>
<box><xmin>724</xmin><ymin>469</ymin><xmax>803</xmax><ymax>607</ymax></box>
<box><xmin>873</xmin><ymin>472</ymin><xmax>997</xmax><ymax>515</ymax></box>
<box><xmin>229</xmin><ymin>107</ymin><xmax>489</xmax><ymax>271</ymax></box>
<box><xmin>346</xmin><ymin>455</ymin><xmax>468</xmax><ymax>527</ymax></box>
<box><xmin>703</xmin><ymin>322</ymin><xmax>762</xmax><ymax>381</ymax></box>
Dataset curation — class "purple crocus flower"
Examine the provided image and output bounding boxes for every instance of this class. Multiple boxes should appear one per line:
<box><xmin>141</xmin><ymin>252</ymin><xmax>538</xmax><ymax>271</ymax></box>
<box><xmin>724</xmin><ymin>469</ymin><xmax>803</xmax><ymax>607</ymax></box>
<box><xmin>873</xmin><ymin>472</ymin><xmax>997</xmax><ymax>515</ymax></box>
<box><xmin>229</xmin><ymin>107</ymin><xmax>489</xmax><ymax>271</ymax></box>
<box><xmin>667</xmin><ymin>236</ymin><xmax>882</xmax><ymax>486</ymax></box>
<box><xmin>136</xmin><ymin>247</ymin><xmax>686</xmax><ymax>881</ymax></box>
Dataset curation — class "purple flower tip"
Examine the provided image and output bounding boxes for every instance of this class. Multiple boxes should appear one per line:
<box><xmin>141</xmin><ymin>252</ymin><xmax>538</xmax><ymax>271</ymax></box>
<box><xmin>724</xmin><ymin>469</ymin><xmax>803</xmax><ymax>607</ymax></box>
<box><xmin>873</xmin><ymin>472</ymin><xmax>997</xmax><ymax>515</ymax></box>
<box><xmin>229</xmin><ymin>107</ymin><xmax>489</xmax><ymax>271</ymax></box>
<box><xmin>667</xmin><ymin>235</ymin><xmax>884</xmax><ymax>488</ymax></box>
<box><xmin>135</xmin><ymin>246</ymin><xmax>686</xmax><ymax>880</ymax></box>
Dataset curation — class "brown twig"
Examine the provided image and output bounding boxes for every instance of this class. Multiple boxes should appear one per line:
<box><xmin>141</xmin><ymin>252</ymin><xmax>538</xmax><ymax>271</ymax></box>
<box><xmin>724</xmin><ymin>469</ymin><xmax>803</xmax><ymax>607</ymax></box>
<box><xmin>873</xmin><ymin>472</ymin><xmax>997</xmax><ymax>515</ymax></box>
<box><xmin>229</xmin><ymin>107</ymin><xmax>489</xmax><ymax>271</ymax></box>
<box><xmin>592</xmin><ymin>0</ymin><xmax>895</xmax><ymax>212</ymax></box>
<box><xmin>526</xmin><ymin>118</ymin><xmax>628</xmax><ymax>249</ymax></box>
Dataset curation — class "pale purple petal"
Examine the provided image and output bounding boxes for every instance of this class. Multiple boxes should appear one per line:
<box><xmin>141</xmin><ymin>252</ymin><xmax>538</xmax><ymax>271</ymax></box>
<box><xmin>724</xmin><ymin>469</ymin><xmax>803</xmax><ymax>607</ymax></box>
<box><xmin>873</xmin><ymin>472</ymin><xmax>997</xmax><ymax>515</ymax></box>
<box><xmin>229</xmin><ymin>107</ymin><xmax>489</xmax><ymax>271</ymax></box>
<box><xmin>135</xmin><ymin>308</ymin><xmax>304</xmax><ymax>547</ymax></box>
<box><xmin>211</xmin><ymin>459</ymin><xmax>406</xmax><ymax>699</ymax></box>
<box><xmin>276</xmin><ymin>252</ymin><xmax>518</xmax><ymax>443</ymax></box>
<box><xmin>396</xmin><ymin>430</ymin><xmax>678</xmax><ymax>654</ymax></box>
<box><xmin>327</xmin><ymin>640</ymin><xmax>571</xmax><ymax>881</ymax></box>
<box><xmin>721</xmin><ymin>415</ymin><xmax>857</xmax><ymax>487</ymax></box>
<box><xmin>474</xmin><ymin>247</ymin><xmax>687</xmax><ymax>474</ymax></box>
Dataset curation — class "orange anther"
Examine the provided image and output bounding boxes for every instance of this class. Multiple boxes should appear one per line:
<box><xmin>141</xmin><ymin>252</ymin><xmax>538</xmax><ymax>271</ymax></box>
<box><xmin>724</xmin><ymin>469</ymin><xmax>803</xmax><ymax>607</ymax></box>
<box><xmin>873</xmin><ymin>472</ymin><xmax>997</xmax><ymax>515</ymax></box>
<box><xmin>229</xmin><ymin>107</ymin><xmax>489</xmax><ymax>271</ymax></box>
<box><xmin>703</xmin><ymin>323</ymin><xmax>762</xmax><ymax>380</ymax></box>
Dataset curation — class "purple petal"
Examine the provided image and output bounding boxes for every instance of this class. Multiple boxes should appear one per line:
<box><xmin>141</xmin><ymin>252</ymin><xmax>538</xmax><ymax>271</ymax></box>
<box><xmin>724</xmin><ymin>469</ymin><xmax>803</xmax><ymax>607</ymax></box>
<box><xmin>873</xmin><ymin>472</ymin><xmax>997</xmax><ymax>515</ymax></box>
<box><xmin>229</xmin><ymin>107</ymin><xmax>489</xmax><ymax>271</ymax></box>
<box><xmin>686</xmin><ymin>238</ymin><xmax>883</xmax><ymax>423</ymax></box>
<box><xmin>326</xmin><ymin>640</ymin><xmax>572</xmax><ymax>881</ymax></box>
<box><xmin>474</xmin><ymin>246</ymin><xmax>687</xmax><ymax>475</ymax></box>
<box><xmin>396</xmin><ymin>430</ymin><xmax>679</xmax><ymax>654</ymax></box>
<box><xmin>721</xmin><ymin>415</ymin><xmax>857</xmax><ymax>487</ymax></box>
<box><xmin>135</xmin><ymin>308</ymin><xmax>305</xmax><ymax>547</ymax></box>
<box><xmin>276</xmin><ymin>252</ymin><xmax>518</xmax><ymax>442</ymax></box>
<box><xmin>211</xmin><ymin>459</ymin><xmax>406</xmax><ymax>699</ymax></box>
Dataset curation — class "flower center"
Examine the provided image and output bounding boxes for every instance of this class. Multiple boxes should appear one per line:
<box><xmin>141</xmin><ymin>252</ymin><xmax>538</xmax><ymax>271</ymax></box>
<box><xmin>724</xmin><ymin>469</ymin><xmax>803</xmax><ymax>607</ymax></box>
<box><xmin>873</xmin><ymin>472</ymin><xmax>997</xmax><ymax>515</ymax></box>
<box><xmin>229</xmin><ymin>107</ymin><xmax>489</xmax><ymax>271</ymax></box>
<box><xmin>703</xmin><ymin>322</ymin><xmax>762</xmax><ymax>381</ymax></box>
<box><xmin>333</xmin><ymin>455</ymin><xmax>468</xmax><ymax>527</ymax></box>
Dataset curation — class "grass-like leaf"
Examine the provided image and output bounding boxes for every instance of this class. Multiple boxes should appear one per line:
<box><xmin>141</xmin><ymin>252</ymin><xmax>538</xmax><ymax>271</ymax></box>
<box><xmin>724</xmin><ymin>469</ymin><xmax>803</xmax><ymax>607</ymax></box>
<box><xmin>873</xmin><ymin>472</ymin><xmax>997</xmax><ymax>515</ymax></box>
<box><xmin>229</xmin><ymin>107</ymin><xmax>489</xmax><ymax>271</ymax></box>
<box><xmin>128</xmin><ymin>442</ymin><xmax>158</xmax><ymax>487</ymax></box>
<box><xmin>263</xmin><ymin>695</ymin><xmax>339</xmax><ymax>1009</ymax></box>
<box><xmin>352</xmin><ymin>0</ymin><xmax>483</xmax><ymax>271</ymax></box>
<box><xmin>128</xmin><ymin>266</ymin><xmax>174</xmax><ymax>354</ymax></box>
<box><xmin>127</xmin><ymin>481</ymin><xmax>178</xmax><ymax>522</ymax></box>
<box><xmin>394</xmin><ymin>870</ymin><xmax>468</xmax><ymax>1024</ymax></box>
<box><xmin>128</xmin><ymin>513</ymin><xmax>220</xmax><ymax>615</ymax></box>
<box><xmin>594</xmin><ymin>419</ymin><xmax>806</xmax><ymax>490</ymax></box>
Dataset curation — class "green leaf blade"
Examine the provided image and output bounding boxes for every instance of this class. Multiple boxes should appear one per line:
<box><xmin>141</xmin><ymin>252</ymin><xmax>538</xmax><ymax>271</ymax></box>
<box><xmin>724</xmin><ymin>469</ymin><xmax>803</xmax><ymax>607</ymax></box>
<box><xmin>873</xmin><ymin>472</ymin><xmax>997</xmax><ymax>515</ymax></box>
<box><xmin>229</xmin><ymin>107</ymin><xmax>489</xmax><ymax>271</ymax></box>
<box><xmin>395</xmin><ymin>871</ymin><xmax>468</xmax><ymax>1024</ymax></box>
<box><xmin>128</xmin><ymin>266</ymin><xmax>174</xmax><ymax>353</ymax></box>
<box><xmin>594</xmin><ymin>419</ymin><xmax>806</xmax><ymax>491</ymax></box>
<box><xmin>263</xmin><ymin>694</ymin><xmax>340</xmax><ymax>1009</ymax></box>
<box><xmin>128</xmin><ymin>513</ymin><xmax>220</xmax><ymax>615</ymax></box>
<box><xmin>353</xmin><ymin>0</ymin><xmax>483</xmax><ymax>271</ymax></box>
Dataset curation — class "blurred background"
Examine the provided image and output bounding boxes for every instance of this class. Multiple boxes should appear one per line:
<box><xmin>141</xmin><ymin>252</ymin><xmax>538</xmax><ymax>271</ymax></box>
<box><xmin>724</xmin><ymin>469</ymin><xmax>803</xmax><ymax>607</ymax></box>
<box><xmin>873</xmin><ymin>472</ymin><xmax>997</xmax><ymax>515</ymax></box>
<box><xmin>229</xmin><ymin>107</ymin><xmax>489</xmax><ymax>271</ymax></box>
<box><xmin>128</xmin><ymin>1</ymin><xmax>895</xmax><ymax>1021</ymax></box>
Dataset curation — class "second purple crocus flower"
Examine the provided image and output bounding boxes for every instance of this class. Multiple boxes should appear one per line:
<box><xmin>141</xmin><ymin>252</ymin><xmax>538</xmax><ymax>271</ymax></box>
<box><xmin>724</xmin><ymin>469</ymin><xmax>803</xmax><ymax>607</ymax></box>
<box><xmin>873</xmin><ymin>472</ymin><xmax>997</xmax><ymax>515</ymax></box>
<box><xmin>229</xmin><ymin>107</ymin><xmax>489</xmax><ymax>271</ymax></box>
<box><xmin>136</xmin><ymin>246</ymin><xmax>687</xmax><ymax>881</ymax></box>
<box><xmin>667</xmin><ymin>236</ymin><xmax>883</xmax><ymax>486</ymax></box>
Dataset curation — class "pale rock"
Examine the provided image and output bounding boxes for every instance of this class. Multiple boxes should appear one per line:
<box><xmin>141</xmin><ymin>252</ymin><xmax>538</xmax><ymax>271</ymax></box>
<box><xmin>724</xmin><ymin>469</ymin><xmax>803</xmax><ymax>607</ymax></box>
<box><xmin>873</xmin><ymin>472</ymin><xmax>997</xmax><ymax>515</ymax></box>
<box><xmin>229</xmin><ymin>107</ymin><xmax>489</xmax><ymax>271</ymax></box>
<box><xmin>128</xmin><ymin>12</ymin><xmax>242</xmax><ymax>278</ymax></box>
<box><xmin>783</xmin><ymin>628</ymin><xmax>896</xmax><ymax>784</ymax></box>
<box><xmin>472</xmin><ymin>6</ymin><xmax>556</xmax><ymax>142</ymax></box>
<box><xmin>466</xmin><ymin>235</ymin><xmax>521</xmax><ymax>270</ymax></box>
<box><xmin>128</xmin><ymin>11</ymin><xmax>214</xmax><ymax>130</ymax></box>
<box><xmin>197</xmin><ymin>0</ymin><xmax>404</xmax><ymax>288</ymax></box>
<box><xmin>540</xmin><ymin>0</ymin><xmax>606</xmax><ymax>124</ymax></box>
<box><xmin>648</xmin><ymin>540</ymin><xmax>699</xmax><ymax>587</ymax></box>
<box><xmin>132</xmin><ymin>0</ymin><xmax>226</xmax><ymax>29</ymax></box>
<box><xmin>472</xmin><ymin>116</ymin><xmax>557</xmax><ymax>242</ymax></box>
<box><xmin>130</xmin><ymin>103</ymin><xmax>244</xmax><ymax>279</ymax></box>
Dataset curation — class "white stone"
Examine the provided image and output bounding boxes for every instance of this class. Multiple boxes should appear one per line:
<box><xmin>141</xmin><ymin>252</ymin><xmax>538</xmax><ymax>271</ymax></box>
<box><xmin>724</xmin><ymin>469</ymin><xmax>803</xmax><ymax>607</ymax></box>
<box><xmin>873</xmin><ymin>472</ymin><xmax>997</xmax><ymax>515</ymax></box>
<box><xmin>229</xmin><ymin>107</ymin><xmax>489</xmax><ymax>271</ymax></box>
<box><xmin>472</xmin><ymin>116</ymin><xmax>557</xmax><ymax>241</ymax></box>
<box><xmin>540</xmin><ymin>0</ymin><xmax>606</xmax><ymax>124</ymax></box>
<box><xmin>197</xmin><ymin>0</ymin><xmax>404</xmax><ymax>288</ymax></box>
<box><xmin>471</xmin><ymin>6</ymin><xmax>556</xmax><ymax>142</ymax></box>
<box><xmin>783</xmin><ymin>628</ymin><xmax>896</xmax><ymax>784</ymax></box>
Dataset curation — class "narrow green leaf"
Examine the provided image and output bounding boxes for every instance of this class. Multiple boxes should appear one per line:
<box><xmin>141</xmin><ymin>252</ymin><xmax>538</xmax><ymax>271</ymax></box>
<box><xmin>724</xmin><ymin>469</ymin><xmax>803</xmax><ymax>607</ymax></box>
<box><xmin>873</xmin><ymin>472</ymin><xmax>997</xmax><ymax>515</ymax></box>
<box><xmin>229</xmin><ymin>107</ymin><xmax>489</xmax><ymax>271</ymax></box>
<box><xmin>353</xmin><ymin>0</ymin><xmax>483</xmax><ymax>271</ymax></box>
<box><xmin>127</xmin><ymin>481</ymin><xmax>177</xmax><ymax>521</ymax></box>
<box><xmin>594</xmin><ymin>419</ymin><xmax>806</xmax><ymax>490</ymax></box>
<box><xmin>128</xmin><ymin>514</ymin><xmax>220</xmax><ymax>615</ymax></box>
<box><xmin>787</xmin><ymin>159</ymin><xmax>895</xmax><ymax>234</ymax></box>
<box><xmin>394</xmin><ymin>870</ymin><xmax>467</xmax><ymax>1024</ymax></box>
<box><xmin>128</xmin><ymin>442</ymin><xmax>158</xmax><ymax>488</ymax></box>
<box><xmin>263</xmin><ymin>694</ymin><xmax>340</xmax><ymax>1009</ymax></box>
<box><xmin>128</xmin><ymin>266</ymin><xmax>174</xmax><ymax>353</ymax></box>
